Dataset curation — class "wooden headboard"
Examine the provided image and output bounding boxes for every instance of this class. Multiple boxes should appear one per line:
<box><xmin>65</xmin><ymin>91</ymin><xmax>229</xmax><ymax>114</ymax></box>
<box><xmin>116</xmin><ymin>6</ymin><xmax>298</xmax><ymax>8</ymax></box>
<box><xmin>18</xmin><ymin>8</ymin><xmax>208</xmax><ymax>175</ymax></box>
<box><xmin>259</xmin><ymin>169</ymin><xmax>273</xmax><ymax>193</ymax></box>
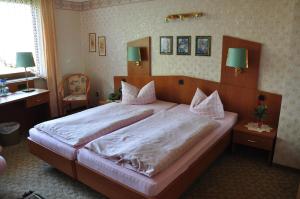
<box><xmin>114</xmin><ymin>76</ymin><xmax>282</xmax><ymax>128</ymax></box>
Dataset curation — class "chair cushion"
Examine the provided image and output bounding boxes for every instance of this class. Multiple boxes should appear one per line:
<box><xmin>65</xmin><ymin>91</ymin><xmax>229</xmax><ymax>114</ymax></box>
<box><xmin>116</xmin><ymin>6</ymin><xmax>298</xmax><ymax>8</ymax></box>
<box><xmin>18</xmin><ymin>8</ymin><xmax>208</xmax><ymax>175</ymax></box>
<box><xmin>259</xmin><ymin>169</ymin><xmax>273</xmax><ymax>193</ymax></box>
<box><xmin>63</xmin><ymin>94</ymin><xmax>87</xmax><ymax>101</ymax></box>
<box><xmin>68</xmin><ymin>75</ymin><xmax>87</xmax><ymax>95</ymax></box>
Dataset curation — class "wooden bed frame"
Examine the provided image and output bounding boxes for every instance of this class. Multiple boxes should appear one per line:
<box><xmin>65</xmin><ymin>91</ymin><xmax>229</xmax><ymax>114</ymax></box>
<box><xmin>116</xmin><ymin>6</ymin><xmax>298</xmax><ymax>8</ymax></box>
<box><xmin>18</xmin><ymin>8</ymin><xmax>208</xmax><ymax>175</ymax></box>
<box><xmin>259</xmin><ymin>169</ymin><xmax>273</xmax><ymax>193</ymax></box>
<box><xmin>28</xmin><ymin>138</ymin><xmax>77</xmax><ymax>178</ymax></box>
<box><xmin>28</xmin><ymin>74</ymin><xmax>282</xmax><ymax>198</ymax></box>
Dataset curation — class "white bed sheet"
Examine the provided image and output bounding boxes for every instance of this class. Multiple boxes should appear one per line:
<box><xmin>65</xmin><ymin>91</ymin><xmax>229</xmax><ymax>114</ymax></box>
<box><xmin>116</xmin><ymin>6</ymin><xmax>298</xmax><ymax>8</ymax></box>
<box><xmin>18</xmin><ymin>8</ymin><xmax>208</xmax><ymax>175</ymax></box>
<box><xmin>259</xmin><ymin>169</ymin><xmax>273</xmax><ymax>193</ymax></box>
<box><xmin>77</xmin><ymin>106</ymin><xmax>238</xmax><ymax>197</ymax></box>
<box><xmin>29</xmin><ymin>100</ymin><xmax>177</xmax><ymax>160</ymax></box>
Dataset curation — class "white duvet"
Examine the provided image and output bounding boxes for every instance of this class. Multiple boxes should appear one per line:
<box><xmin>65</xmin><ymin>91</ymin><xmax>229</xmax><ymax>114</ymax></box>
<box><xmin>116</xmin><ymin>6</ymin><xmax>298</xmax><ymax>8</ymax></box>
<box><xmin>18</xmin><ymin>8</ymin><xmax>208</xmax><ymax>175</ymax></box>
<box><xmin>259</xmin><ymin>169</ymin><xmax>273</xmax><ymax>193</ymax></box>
<box><xmin>86</xmin><ymin>105</ymin><xmax>219</xmax><ymax>177</ymax></box>
<box><xmin>34</xmin><ymin>103</ymin><xmax>153</xmax><ymax>146</ymax></box>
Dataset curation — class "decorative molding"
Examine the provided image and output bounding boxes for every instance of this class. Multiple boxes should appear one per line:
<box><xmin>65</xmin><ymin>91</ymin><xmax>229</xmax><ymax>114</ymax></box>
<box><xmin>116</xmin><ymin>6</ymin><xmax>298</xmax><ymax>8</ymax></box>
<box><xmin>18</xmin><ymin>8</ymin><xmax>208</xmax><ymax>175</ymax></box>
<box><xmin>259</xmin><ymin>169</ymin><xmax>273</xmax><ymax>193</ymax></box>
<box><xmin>55</xmin><ymin>0</ymin><xmax>83</xmax><ymax>11</ymax></box>
<box><xmin>55</xmin><ymin>0</ymin><xmax>154</xmax><ymax>11</ymax></box>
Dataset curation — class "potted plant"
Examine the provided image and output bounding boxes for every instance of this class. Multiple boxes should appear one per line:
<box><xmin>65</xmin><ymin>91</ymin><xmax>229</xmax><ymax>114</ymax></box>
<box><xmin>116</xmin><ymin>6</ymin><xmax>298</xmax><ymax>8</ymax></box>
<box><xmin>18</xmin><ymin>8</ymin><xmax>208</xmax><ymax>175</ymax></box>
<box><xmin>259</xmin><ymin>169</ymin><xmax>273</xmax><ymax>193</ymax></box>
<box><xmin>254</xmin><ymin>95</ymin><xmax>268</xmax><ymax>128</ymax></box>
<box><xmin>108</xmin><ymin>88</ymin><xmax>121</xmax><ymax>102</ymax></box>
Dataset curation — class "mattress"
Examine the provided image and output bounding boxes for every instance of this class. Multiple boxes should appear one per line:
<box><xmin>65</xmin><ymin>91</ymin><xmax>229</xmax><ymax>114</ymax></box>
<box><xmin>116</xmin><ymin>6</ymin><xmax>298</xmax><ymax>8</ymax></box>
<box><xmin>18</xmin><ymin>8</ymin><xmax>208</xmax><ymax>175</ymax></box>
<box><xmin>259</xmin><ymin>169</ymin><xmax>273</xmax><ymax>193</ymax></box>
<box><xmin>29</xmin><ymin>100</ymin><xmax>177</xmax><ymax>160</ymax></box>
<box><xmin>77</xmin><ymin>106</ymin><xmax>238</xmax><ymax>197</ymax></box>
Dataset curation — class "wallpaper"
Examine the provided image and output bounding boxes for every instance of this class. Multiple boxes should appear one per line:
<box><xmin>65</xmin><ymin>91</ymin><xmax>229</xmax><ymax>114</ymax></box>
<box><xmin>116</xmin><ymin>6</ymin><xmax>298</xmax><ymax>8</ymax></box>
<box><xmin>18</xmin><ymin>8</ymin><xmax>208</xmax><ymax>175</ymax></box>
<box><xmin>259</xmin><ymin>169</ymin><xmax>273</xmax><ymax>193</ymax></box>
<box><xmin>273</xmin><ymin>0</ymin><xmax>300</xmax><ymax>169</ymax></box>
<box><xmin>78</xmin><ymin>0</ymin><xmax>300</xmax><ymax>168</ymax></box>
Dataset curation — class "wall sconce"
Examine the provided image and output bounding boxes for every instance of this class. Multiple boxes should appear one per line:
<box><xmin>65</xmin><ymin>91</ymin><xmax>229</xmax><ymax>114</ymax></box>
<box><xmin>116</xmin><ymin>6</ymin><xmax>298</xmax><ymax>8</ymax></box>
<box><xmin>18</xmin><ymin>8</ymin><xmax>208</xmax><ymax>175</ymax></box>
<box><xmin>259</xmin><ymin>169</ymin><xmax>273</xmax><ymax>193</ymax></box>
<box><xmin>165</xmin><ymin>12</ymin><xmax>204</xmax><ymax>23</ymax></box>
<box><xmin>226</xmin><ymin>48</ymin><xmax>248</xmax><ymax>76</ymax></box>
<box><xmin>127</xmin><ymin>47</ymin><xmax>141</xmax><ymax>66</ymax></box>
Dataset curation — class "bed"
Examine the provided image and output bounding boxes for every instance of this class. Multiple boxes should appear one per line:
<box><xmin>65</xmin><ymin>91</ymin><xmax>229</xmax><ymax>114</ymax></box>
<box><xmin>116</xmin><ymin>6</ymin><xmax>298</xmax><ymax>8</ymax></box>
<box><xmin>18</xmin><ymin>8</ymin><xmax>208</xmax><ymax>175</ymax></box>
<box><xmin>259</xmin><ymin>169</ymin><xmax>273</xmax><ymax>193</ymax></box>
<box><xmin>28</xmin><ymin>100</ymin><xmax>177</xmax><ymax>178</ymax></box>
<box><xmin>76</xmin><ymin>104</ymin><xmax>238</xmax><ymax>198</ymax></box>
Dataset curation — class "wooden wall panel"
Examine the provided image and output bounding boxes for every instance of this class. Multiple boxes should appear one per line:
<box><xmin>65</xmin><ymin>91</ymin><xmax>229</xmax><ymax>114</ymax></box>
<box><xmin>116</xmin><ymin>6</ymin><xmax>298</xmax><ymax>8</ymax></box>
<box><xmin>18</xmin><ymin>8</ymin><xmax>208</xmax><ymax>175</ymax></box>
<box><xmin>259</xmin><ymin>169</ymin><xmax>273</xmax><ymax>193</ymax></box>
<box><xmin>114</xmin><ymin>76</ymin><xmax>282</xmax><ymax>127</ymax></box>
<box><xmin>127</xmin><ymin>37</ymin><xmax>151</xmax><ymax>76</ymax></box>
<box><xmin>221</xmin><ymin>35</ymin><xmax>262</xmax><ymax>89</ymax></box>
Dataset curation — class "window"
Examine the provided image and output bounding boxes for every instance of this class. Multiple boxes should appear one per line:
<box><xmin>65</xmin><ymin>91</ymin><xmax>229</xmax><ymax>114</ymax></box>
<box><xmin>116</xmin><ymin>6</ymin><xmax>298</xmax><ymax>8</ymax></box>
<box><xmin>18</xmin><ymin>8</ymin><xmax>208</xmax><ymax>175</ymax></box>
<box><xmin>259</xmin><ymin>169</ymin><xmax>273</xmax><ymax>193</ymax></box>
<box><xmin>0</xmin><ymin>0</ymin><xmax>45</xmax><ymax>78</ymax></box>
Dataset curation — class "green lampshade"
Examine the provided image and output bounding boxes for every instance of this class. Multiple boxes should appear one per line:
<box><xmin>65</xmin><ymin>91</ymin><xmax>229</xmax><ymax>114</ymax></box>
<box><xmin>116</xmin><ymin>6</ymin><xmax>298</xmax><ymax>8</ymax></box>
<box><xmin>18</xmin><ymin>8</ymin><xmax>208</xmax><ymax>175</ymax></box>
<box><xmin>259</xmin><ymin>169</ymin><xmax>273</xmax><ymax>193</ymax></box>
<box><xmin>16</xmin><ymin>52</ymin><xmax>35</xmax><ymax>68</ymax></box>
<box><xmin>127</xmin><ymin>47</ymin><xmax>141</xmax><ymax>62</ymax></box>
<box><xmin>226</xmin><ymin>48</ymin><xmax>247</xmax><ymax>68</ymax></box>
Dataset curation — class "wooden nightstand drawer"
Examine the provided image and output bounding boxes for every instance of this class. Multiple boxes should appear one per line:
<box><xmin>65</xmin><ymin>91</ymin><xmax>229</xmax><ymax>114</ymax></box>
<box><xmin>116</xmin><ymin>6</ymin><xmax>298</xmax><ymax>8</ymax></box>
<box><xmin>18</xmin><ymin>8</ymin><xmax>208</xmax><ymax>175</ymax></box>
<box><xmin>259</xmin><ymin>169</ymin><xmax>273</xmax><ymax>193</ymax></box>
<box><xmin>26</xmin><ymin>93</ymin><xmax>49</xmax><ymax>108</ymax></box>
<box><xmin>233</xmin><ymin>132</ymin><xmax>273</xmax><ymax>151</ymax></box>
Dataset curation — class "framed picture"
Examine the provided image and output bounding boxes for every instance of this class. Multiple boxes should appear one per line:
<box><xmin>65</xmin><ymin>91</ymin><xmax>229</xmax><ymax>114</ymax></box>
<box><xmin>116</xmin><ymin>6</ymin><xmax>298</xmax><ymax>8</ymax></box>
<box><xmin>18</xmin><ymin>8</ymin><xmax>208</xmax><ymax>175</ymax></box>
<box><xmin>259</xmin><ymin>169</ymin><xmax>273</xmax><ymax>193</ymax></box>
<box><xmin>160</xmin><ymin>36</ymin><xmax>173</xmax><ymax>55</ymax></box>
<box><xmin>98</xmin><ymin>36</ymin><xmax>106</xmax><ymax>56</ymax></box>
<box><xmin>195</xmin><ymin>36</ymin><xmax>211</xmax><ymax>56</ymax></box>
<box><xmin>89</xmin><ymin>33</ymin><xmax>96</xmax><ymax>52</ymax></box>
<box><xmin>176</xmin><ymin>36</ymin><xmax>191</xmax><ymax>55</ymax></box>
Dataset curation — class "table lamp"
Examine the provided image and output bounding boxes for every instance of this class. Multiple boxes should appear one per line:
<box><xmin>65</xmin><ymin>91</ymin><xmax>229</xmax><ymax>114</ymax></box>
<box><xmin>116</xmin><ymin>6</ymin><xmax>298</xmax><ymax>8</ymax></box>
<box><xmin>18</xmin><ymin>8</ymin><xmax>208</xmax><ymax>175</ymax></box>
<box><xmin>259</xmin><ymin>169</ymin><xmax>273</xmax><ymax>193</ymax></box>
<box><xmin>16</xmin><ymin>52</ymin><xmax>35</xmax><ymax>92</ymax></box>
<box><xmin>226</xmin><ymin>48</ymin><xmax>248</xmax><ymax>76</ymax></box>
<box><xmin>127</xmin><ymin>47</ymin><xmax>141</xmax><ymax>66</ymax></box>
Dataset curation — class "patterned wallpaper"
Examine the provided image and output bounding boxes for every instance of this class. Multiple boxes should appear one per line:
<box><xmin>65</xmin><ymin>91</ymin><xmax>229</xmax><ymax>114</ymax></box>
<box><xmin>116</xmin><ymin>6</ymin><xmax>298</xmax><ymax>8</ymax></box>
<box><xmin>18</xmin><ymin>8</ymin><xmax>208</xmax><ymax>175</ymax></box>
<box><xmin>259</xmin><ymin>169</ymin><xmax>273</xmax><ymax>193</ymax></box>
<box><xmin>78</xmin><ymin>0</ymin><xmax>300</xmax><ymax>168</ymax></box>
<box><xmin>273</xmin><ymin>0</ymin><xmax>300</xmax><ymax>169</ymax></box>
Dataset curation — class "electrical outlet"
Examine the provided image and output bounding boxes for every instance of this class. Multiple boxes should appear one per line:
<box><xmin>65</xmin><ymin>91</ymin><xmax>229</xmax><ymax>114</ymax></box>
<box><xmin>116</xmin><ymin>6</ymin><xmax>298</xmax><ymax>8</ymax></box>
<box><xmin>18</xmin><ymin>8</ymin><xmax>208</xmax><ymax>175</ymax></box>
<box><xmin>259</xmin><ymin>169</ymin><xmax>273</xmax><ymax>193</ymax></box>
<box><xmin>178</xmin><ymin>79</ymin><xmax>184</xmax><ymax>85</ymax></box>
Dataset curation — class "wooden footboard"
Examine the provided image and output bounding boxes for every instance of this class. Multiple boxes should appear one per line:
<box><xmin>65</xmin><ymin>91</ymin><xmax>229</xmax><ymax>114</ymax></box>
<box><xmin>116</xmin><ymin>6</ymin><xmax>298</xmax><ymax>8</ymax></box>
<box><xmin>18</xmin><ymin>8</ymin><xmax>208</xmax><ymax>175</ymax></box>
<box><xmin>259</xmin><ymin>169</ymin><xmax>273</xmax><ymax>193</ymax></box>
<box><xmin>76</xmin><ymin>130</ymin><xmax>232</xmax><ymax>199</ymax></box>
<box><xmin>27</xmin><ymin>138</ymin><xmax>77</xmax><ymax>179</ymax></box>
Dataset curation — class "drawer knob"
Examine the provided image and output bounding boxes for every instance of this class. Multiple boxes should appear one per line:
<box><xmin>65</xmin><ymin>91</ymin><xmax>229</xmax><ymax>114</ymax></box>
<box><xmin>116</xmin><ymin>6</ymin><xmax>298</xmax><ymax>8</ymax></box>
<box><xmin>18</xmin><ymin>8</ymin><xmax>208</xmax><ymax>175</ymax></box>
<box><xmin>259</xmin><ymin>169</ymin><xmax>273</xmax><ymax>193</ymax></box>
<box><xmin>247</xmin><ymin>139</ymin><xmax>256</xmax><ymax>143</ymax></box>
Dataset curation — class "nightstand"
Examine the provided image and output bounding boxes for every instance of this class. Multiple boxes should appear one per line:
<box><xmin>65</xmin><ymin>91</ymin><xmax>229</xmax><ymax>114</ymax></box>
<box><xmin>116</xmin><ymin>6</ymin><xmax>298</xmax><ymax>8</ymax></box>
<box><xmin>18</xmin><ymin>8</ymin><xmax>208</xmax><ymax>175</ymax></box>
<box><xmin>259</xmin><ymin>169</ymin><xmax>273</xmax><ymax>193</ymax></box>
<box><xmin>232</xmin><ymin>120</ymin><xmax>277</xmax><ymax>164</ymax></box>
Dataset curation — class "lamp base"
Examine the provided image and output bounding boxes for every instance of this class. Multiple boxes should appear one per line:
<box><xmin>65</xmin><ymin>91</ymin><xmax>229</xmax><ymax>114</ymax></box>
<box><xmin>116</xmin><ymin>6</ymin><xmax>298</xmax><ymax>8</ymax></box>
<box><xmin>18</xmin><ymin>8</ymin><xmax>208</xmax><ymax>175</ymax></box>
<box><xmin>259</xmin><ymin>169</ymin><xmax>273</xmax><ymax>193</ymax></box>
<box><xmin>22</xmin><ymin>88</ymin><xmax>35</xmax><ymax>93</ymax></box>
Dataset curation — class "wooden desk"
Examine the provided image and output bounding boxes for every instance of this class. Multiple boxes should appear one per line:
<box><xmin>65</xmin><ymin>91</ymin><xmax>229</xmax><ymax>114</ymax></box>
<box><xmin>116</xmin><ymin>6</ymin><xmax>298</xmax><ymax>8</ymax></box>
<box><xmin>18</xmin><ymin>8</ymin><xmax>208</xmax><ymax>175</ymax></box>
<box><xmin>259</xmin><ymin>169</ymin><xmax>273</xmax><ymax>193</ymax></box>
<box><xmin>0</xmin><ymin>89</ymin><xmax>50</xmax><ymax>134</ymax></box>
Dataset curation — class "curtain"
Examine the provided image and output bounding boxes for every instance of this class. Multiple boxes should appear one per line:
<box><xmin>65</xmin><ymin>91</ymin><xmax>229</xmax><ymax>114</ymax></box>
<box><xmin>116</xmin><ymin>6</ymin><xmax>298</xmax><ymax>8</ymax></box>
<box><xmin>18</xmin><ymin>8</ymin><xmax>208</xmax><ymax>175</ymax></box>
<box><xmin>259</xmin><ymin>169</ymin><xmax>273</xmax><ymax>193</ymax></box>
<box><xmin>40</xmin><ymin>0</ymin><xmax>61</xmax><ymax>117</ymax></box>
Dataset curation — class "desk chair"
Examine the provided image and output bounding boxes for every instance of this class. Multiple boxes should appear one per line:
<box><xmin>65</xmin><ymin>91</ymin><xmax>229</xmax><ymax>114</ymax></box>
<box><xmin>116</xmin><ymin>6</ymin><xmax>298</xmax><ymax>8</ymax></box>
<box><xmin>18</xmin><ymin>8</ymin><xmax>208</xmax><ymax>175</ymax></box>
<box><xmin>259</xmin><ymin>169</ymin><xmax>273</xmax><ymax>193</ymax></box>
<box><xmin>59</xmin><ymin>74</ymin><xmax>90</xmax><ymax>115</ymax></box>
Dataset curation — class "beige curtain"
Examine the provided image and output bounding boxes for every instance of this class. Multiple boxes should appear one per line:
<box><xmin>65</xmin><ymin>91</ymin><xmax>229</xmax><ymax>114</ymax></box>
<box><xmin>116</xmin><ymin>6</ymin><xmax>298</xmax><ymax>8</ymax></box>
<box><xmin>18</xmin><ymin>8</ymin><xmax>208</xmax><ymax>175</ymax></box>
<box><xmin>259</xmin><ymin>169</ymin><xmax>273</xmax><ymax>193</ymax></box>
<box><xmin>40</xmin><ymin>0</ymin><xmax>61</xmax><ymax>117</ymax></box>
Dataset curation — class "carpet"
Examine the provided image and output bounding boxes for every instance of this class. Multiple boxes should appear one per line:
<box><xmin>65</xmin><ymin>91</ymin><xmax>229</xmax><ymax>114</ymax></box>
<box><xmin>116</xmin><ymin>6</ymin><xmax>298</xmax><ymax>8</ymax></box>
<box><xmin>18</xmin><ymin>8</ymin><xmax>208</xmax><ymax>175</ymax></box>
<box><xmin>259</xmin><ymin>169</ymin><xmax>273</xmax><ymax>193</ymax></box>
<box><xmin>0</xmin><ymin>139</ymin><xmax>299</xmax><ymax>199</ymax></box>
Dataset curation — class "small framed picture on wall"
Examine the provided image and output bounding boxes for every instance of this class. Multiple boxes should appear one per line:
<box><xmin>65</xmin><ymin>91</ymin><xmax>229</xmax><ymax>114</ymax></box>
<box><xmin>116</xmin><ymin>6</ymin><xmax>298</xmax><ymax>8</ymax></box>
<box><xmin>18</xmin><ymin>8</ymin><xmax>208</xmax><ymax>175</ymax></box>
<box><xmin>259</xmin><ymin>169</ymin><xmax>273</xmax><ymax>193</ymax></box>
<box><xmin>176</xmin><ymin>36</ymin><xmax>191</xmax><ymax>55</ymax></box>
<box><xmin>98</xmin><ymin>36</ymin><xmax>106</xmax><ymax>56</ymax></box>
<box><xmin>195</xmin><ymin>36</ymin><xmax>211</xmax><ymax>56</ymax></box>
<box><xmin>89</xmin><ymin>33</ymin><xmax>96</xmax><ymax>52</ymax></box>
<box><xmin>160</xmin><ymin>36</ymin><xmax>173</xmax><ymax>55</ymax></box>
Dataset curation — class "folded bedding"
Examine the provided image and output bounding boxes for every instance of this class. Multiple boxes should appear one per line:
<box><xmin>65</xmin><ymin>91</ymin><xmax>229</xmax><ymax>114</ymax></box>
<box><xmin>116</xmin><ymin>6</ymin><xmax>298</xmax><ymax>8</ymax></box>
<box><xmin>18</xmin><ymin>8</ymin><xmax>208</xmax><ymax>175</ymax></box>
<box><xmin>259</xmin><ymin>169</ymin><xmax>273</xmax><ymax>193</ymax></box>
<box><xmin>85</xmin><ymin>104</ymin><xmax>219</xmax><ymax>177</ymax></box>
<box><xmin>34</xmin><ymin>102</ymin><xmax>154</xmax><ymax>146</ymax></box>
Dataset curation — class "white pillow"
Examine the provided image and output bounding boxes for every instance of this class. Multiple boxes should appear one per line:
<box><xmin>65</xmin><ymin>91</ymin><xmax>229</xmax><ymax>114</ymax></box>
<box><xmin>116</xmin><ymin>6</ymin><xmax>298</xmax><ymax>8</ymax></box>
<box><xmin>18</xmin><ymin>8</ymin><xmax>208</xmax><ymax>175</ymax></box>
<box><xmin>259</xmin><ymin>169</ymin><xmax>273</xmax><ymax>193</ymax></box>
<box><xmin>121</xmin><ymin>81</ymin><xmax>156</xmax><ymax>105</ymax></box>
<box><xmin>190</xmin><ymin>89</ymin><xmax>224</xmax><ymax>119</ymax></box>
<box><xmin>190</xmin><ymin>88</ymin><xmax>207</xmax><ymax>109</ymax></box>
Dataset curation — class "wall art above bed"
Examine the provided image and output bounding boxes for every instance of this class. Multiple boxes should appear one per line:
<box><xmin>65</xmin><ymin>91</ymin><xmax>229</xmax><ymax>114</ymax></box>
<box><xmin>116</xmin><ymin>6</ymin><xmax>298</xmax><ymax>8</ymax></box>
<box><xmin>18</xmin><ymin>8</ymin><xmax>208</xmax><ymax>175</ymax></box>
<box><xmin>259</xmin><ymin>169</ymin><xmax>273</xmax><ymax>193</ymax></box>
<box><xmin>160</xmin><ymin>36</ymin><xmax>173</xmax><ymax>55</ymax></box>
<box><xmin>195</xmin><ymin>36</ymin><xmax>211</xmax><ymax>56</ymax></box>
<box><xmin>176</xmin><ymin>36</ymin><xmax>191</xmax><ymax>55</ymax></box>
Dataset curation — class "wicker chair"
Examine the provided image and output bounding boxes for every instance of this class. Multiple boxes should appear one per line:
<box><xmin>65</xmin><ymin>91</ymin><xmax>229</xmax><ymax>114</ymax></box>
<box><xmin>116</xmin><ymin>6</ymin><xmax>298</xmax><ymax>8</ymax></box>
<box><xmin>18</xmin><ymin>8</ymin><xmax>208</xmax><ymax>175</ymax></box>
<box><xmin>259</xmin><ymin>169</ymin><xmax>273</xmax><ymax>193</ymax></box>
<box><xmin>59</xmin><ymin>73</ymin><xmax>90</xmax><ymax>114</ymax></box>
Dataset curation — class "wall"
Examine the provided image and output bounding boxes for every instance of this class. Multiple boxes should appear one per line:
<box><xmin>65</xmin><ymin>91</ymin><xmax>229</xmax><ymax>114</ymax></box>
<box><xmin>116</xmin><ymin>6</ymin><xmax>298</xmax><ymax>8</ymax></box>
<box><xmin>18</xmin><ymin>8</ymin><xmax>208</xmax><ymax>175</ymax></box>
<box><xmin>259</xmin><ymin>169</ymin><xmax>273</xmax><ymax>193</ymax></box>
<box><xmin>56</xmin><ymin>0</ymin><xmax>300</xmax><ymax>169</ymax></box>
<box><xmin>55</xmin><ymin>9</ymin><xmax>84</xmax><ymax>77</ymax></box>
<box><xmin>273</xmin><ymin>0</ymin><xmax>300</xmax><ymax>169</ymax></box>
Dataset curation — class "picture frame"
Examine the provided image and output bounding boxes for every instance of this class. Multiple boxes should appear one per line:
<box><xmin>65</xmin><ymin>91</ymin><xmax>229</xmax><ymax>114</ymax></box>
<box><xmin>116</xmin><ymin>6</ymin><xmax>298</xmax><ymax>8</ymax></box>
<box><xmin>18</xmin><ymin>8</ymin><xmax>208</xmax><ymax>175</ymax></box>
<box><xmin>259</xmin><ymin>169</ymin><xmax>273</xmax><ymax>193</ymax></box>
<box><xmin>195</xmin><ymin>36</ymin><xmax>211</xmax><ymax>56</ymax></box>
<box><xmin>98</xmin><ymin>36</ymin><xmax>106</xmax><ymax>56</ymax></box>
<box><xmin>89</xmin><ymin>33</ymin><xmax>96</xmax><ymax>52</ymax></box>
<box><xmin>176</xmin><ymin>36</ymin><xmax>191</xmax><ymax>55</ymax></box>
<box><xmin>160</xmin><ymin>36</ymin><xmax>173</xmax><ymax>55</ymax></box>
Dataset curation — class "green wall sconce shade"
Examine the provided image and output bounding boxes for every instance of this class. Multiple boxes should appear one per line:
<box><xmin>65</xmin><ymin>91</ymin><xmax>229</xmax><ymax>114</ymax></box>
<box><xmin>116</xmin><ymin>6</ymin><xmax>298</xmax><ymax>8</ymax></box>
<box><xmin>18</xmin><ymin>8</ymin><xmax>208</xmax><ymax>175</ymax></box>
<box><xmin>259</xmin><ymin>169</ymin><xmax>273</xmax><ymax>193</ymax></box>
<box><xmin>16</xmin><ymin>52</ymin><xmax>35</xmax><ymax>68</ymax></box>
<box><xmin>16</xmin><ymin>52</ymin><xmax>35</xmax><ymax>92</ymax></box>
<box><xmin>226</xmin><ymin>48</ymin><xmax>248</xmax><ymax>75</ymax></box>
<box><xmin>127</xmin><ymin>47</ymin><xmax>141</xmax><ymax>66</ymax></box>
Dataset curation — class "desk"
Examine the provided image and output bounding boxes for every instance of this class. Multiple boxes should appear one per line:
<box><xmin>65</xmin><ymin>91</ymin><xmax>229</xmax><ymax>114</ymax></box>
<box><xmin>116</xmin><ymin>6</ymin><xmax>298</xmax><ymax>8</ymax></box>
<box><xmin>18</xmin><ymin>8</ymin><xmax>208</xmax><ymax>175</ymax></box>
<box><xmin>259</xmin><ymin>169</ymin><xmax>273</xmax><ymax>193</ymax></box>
<box><xmin>0</xmin><ymin>89</ymin><xmax>50</xmax><ymax>133</ymax></box>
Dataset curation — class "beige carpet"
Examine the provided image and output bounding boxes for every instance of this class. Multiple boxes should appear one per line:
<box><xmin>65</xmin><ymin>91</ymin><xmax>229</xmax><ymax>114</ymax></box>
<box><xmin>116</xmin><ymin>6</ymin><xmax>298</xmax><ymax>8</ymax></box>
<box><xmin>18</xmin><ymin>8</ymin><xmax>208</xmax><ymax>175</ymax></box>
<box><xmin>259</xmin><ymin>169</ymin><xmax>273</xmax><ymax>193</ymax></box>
<box><xmin>0</xmin><ymin>139</ymin><xmax>299</xmax><ymax>199</ymax></box>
